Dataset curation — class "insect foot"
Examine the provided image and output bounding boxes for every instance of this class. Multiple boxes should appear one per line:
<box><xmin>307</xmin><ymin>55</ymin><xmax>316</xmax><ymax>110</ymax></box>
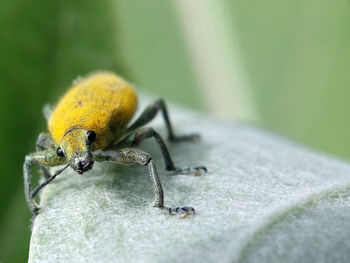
<box><xmin>31</xmin><ymin>205</ymin><xmax>41</xmax><ymax>215</ymax></box>
<box><xmin>169</xmin><ymin>133</ymin><xmax>200</xmax><ymax>143</ymax></box>
<box><xmin>172</xmin><ymin>166</ymin><xmax>207</xmax><ymax>176</ymax></box>
<box><xmin>162</xmin><ymin>206</ymin><xmax>195</xmax><ymax>218</ymax></box>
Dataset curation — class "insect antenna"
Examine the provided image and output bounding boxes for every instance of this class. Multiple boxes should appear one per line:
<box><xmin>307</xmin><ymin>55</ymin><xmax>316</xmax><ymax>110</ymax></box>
<box><xmin>30</xmin><ymin>164</ymin><xmax>70</xmax><ymax>200</ymax></box>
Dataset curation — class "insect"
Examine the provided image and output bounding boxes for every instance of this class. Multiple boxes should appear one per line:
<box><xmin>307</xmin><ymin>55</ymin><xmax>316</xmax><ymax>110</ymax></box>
<box><xmin>23</xmin><ymin>72</ymin><xmax>206</xmax><ymax>218</ymax></box>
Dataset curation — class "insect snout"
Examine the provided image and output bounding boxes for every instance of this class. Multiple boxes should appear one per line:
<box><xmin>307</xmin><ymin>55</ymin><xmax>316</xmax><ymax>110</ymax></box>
<box><xmin>70</xmin><ymin>153</ymin><xmax>94</xmax><ymax>174</ymax></box>
<box><xmin>77</xmin><ymin>160</ymin><xmax>94</xmax><ymax>174</ymax></box>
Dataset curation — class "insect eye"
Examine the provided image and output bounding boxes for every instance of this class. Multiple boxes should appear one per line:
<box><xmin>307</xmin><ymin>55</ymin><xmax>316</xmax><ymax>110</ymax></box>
<box><xmin>86</xmin><ymin>130</ymin><xmax>97</xmax><ymax>143</ymax></box>
<box><xmin>56</xmin><ymin>147</ymin><xmax>65</xmax><ymax>157</ymax></box>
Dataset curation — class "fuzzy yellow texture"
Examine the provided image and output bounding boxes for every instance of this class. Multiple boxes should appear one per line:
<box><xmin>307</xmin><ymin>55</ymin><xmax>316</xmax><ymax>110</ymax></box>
<box><xmin>48</xmin><ymin>72</ymin><xmax>138</xmax><ymax>149</ymax></box>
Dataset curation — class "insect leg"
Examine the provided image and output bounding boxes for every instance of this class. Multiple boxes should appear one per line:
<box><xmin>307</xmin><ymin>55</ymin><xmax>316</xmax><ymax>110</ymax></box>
<box><xmin>127</xmin><ymin>99</ymin><xmax>199</xmax><ymax>142</ymax></box>
<box><xmin>42</xmin><ymin>103</ymin><xmax>54</xmax><ymax>121</ymax></box>
<box><xmin>36</xmin><ymin>133</ymin><xmax>55</xmax><ymax>179</ymax></box>
<box><xmin>92</xmin><ymin>148</ymin><xmax>195</xmax><ymax>217</ymax></box>
<box><xmin>23</xmin><ymin>150</ymin><xmax>66</xmax><ymax>214</ymax></box>
<box><xmin>111</xmin><ymin>127</ymin><xmax>206</xmax><ymax>175</ymax></box>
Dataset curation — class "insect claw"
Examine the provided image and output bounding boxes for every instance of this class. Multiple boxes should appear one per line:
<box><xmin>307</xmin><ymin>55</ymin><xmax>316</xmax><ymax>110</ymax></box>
<box><xmin>172</xmin><ymin>166</ymin><xmax>207</xmax><ymax>176</ymax></box>
<box><xmin>32</xmin><ymin>206</ymin><xmax>41</xmax><ymax>215</ymax></box>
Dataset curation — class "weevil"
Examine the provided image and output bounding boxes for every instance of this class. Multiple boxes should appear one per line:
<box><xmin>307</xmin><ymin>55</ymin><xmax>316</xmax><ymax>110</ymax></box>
<box><xmin>23</xmin><ymin>72</ymin><xmax>206</xmax><ymax>218</ymax></box>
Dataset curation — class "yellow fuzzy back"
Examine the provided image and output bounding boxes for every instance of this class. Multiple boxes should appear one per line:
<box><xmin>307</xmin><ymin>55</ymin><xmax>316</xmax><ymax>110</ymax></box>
<box><xmin>48</xmin><ymin>72</ymin><xmax>138</xmax><ymax>149</ymax></box>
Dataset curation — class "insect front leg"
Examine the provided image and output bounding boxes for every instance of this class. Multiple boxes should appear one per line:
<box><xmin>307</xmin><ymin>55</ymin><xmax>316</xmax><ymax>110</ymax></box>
<box><xmin>23</xmin><ymin>150</ymin><xmax>66</xmax><ymax>214</ymax></box>
<box><xmin>111</xmin><ymin>127</ymin><xmax>206</xmax><ymax>176</ymax></box>
<box><xmin>36</xmin><ymin>133</ymin><xmax>55</xmax><ymax>179</ymax></box>
<box><xmin>127</xmin><ymin>99</ymin><xmax>199</xmax><ymax>142</ymax></box>
<box><xmin>92</xmin><ymin>148</ymin><xmax>195</xmax><ymax>217</ymax></box>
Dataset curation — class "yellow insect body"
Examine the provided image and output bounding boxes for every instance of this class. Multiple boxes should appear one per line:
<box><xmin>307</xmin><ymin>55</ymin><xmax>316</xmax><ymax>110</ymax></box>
<box><xmin>48</xmin><ymin>72</ymin><xmax>138</xmax><ymax>150</ymax></box>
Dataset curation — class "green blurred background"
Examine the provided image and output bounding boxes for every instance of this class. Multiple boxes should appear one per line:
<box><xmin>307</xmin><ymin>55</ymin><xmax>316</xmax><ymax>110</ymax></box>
<box><xmin>0</xmin><ymin>0</ymin><xmax>349</xmax><ymax>261</ymax></box>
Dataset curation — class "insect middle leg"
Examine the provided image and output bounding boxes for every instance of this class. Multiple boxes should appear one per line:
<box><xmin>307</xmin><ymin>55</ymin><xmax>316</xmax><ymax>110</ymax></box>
<box><xmin>92</xmin><ymin>148</ymin><xmax>195</xmax><ymax>217</ymax></box>
<box><xmin>111</xmin><ymin>127</ymin><xmax>206</xmax><ymax>175</ymax></box>
<box><xmin>127</xmin><ymin>99</ymin><xmax>199</xmax><ymax>142</ymax></box>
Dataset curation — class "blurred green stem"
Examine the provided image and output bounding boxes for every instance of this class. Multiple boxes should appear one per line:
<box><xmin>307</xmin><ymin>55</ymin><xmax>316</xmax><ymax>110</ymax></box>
<box><xmin>173</xmin><ymin>0</ymin><xmax>257</xmax><ymax>120</ymax></box>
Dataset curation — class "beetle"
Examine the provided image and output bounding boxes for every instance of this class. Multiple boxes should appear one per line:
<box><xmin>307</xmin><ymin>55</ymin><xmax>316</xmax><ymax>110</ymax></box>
<box><xmin>23</xmin><ymin>72</ymin><xmax>206</xmax><ymax>218</ymax></box>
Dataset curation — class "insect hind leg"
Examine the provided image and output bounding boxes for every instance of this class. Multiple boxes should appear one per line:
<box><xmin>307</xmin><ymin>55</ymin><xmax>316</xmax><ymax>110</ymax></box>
<box><xmin>127</xmin><ymin>99</ymin><xmax>199</xmax><ymax>142</ymax></box>
<box><xmin>42</xmin><ymin>104</ymin><xmax>54</xmax><ymax>121</ymax></box>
